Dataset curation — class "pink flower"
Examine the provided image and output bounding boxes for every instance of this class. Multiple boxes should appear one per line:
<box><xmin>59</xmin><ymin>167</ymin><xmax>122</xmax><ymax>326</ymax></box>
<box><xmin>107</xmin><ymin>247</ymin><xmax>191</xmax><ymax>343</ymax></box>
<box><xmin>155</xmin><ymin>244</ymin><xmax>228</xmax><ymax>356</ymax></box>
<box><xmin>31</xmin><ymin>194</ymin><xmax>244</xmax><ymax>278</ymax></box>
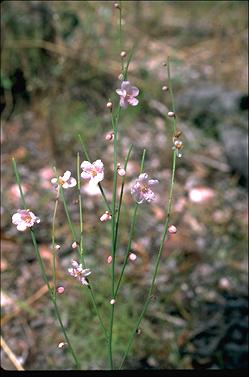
<box><xmin>68</xmin><ymin>260</ymin><xmax>91</xmax><ymax>286</ymax></box>
<box><xmin>81</xmin><ymin>160</ymin><xmax>104</xmax><ymax>185</ymax></box>
<box><xmin>131</xmin><ymin>173</ymin><xmax>159</xmax><ymax>204</ymax></box>
<box><xmin>51</xmin><ymin>171</ymin><xmax>77</xmax><ymax>189</ymax></box>
<box><xmin>116</xmin><ymin>81</ymin><xmax>139</xmax><ymax>108</ymax></box>
<box><xmin>100</xmin><ymin>211</ymin><xmax>112</xmax><ymax>222</ymax></box>
<box><xmin>12</xmin><ymin>209</ymin><xmax>40</xmax><ymax>231</ymax></box>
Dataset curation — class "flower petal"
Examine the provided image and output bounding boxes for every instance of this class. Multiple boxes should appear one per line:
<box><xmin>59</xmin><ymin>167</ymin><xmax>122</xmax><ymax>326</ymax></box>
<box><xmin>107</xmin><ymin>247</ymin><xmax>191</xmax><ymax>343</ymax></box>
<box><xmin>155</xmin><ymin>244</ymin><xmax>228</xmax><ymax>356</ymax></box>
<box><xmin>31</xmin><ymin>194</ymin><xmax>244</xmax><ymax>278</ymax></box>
<box><xmin>81</xmin><ymin>161</ymin><xmax>92</xmax><ymax>170</ymax></box>
<box><xmin>131</xmin><ymin>86</ymin><xmax>139</xmax><ymax>96</ymax></box>
<box><xmin>17</xmin><ymin>223</ymin><xmax>27</xmax><ymax>231</ymax></box>
<box><xmin>12</xmin><ymin>213</ymin><xmax>21</xmax><ymax>225</ymax></box>
<box><xmin>148</xmin><ymin>179</ymin><xmax>159</xmax><ymax>187</ymax></box>
<box><xmin>93</xmin><ymin>159</ymin><xmax>104</xmax><ymax>172</ymax></box>
<box><xmin>62</xmin><ymin>171</ymin><xmax>71</xmax><ymax>182</ymax></box>
<box><xmin>127</xmin><ymin>97</ymin><xmax>139</xmax><ymax>106</ymax></box>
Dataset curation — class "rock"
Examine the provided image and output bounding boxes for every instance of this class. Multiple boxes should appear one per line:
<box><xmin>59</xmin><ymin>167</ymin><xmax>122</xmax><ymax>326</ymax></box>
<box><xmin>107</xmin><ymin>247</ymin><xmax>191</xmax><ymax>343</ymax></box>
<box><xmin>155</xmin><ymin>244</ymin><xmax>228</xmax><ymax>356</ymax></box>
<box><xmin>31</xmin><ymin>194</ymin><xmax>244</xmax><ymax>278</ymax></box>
<box><xmin>218</xmin><ymin>122</ymin><xmax>248</xmax><ymax>186</ymax></box>
<box><xmin>176</xmin><ymin>83</ymin><xmax>247</xmax><ymax>135</ymax></box>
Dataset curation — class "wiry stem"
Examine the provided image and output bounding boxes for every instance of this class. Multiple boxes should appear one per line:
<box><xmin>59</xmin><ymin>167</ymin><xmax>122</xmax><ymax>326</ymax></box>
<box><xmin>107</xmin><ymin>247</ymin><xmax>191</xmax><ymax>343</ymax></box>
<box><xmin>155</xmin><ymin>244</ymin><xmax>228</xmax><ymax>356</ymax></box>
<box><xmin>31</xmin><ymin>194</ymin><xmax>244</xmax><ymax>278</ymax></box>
<box><xmin>12</xmin><ymin>158</ymin><xmax>80</xmax><ymax>369</ymax></box>
<box><xmin>119</xmin><ymin>57</ymin><xmax>178</xmax><ymax>369</ymax></box>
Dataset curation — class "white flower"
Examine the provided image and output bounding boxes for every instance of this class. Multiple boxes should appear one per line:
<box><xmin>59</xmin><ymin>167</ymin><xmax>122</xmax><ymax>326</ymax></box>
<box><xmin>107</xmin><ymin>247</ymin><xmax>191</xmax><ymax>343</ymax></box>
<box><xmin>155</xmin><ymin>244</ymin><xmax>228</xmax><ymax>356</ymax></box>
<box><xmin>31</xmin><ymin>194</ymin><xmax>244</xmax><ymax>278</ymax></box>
<box><xmin>81</xmin><ymin>160</ymin><xmax>104</xmax><ymax>185</ymax></box>
<box><xmin>68</xmin><ymin>260</ymin><xmax>91</xmax><ymax>286</ymax></box>
<box><xmin>51</xmin><ymin>171</ymin><xmax>77</xmax><ymax>189</ymax></box>
<box><xmin>12</xmin><ymin>209</ymin><xmax>40</xmax><ymax>231</ymax></box>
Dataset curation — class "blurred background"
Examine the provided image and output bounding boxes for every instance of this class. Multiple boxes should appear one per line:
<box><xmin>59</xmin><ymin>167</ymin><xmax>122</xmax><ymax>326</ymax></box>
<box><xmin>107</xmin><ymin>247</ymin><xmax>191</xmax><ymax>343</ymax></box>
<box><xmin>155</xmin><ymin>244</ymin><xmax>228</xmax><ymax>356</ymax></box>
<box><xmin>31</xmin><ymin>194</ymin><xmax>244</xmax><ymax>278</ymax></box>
<box><xmin>1</xmin><ymin>0</ymin><xmax>248</xmax><ymax>370</ymax></box>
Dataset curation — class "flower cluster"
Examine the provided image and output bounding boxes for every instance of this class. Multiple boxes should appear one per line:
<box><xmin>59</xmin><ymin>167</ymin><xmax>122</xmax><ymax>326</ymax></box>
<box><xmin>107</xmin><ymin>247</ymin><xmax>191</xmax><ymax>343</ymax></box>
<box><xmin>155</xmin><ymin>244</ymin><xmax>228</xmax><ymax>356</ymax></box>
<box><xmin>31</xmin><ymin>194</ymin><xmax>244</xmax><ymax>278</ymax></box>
<box><xmin>12</xmin><ymin>209</ymin><xmax>40</xmax><ymax>231</ymax></box>
<box><xmin>68</xmin><ymin>260</ymin><xmax>91</xmax><ymax>286</ymax></box>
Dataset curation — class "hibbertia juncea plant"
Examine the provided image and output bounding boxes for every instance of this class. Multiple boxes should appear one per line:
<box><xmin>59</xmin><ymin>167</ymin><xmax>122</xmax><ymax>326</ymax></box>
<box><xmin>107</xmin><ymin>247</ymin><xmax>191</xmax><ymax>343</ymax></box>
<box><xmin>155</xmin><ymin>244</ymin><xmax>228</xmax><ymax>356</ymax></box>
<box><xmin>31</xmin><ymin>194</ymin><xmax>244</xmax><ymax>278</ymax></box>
<box><xmin>11</xmin><ymin>2</ymin><xmax>184</xmax><ymax>370</ymax></box>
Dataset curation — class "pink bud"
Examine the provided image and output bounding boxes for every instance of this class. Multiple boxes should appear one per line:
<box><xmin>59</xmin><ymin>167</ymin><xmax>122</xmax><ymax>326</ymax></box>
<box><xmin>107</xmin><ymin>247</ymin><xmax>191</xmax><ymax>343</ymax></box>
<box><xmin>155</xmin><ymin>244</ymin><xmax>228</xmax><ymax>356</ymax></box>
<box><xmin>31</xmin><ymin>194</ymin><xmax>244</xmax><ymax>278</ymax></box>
<box><xmin>107</xmin><ymin>255</ymin><xmax>112</xmax><ymax>264</ymax></box>
<box><xmin>105</xmin><ymin>132</ymin><xmax>114</xmax><ymax>141</ymax></box>
<box><xmin>168</xmin><ymin>225</ymin><xmax>177</xmax><ymax>234</ymax></box>
<box><xmin>72</xmin><ymin>241</ymin><xmax>78</xmax><ymax>249</ymax></box>
<box><xmin>110</xmin><ymin>299</ymin><xmax>116</xmax><ymax>305</ymax></box>
<box><xmin>100</xmin><ymin>211</ymin><xmax>112</xmax><ymax>222</ymax></box>
<box><xmin>118</xmin><ymin>168</ymin><xmax>126</xmax><ymax>176</ymax></box>
<box><xmin>57</xmin><ymin>286</ymin><xmax>65</xmax><ymax>294</ymax></box>
<box><xmin>129</xmin><ymin>253</ymin><xmax>137</xmax><ymax>262</ymax></box>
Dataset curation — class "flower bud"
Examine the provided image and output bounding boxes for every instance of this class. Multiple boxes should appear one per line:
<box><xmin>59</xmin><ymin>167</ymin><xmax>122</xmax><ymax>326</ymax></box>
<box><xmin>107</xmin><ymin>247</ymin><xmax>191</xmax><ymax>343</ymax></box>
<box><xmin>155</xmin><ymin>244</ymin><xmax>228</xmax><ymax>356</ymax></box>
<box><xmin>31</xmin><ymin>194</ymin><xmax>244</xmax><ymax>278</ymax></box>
<box><xmin>57</xmin><ymin>286</ymin><xmax>65</xmax><ymax>294</ymax></box>
<box><xmin>168</xmin><ymin>225</ymin><xmax>177</xmax><ymax>234</ymax></box>
<box><xmin>58</xmin><ymin>342</ymin><xmax>66</xmax><ymax>348</ymax></box>
<box><xmin>162</xmin><ymin>85</ymin><xmax>168</xmax><ymax>91</ymax></box>
<box><xmin>118</xmin><ymin>73</ymin><xmax>124</xmax><ymax>81</ymax></box>
<box><xmin>106</xmin><ymin>101</ymin><xmax>113</xmax><ymax>110</ymax></box>
<box><xmin>129</xmin><ymin>252</ymin><xmax>137</xmax><ymax>261</ymax></box>
<box><xmin>168</xmin><ymin>111</ymin><xmax>175</xmax><ymax>118</ymax></box>
<box><xmin>110</xmin><ymin>299</ymin><xmax>116</xmax><ymax>305</ymax></box>
<box><xmin>105</xmin><ymin>132</ymin><xmax>114</xmax><ymax>141</ymax></box>
<box><xmin>114</xmin><ymin>3</ymin><xmax>120</xmax><ymax>9</ymax></box>
<box><xmin>175</xmin><ymin>130</ymin><xmax>182</xmax><ymax>138</ymax></box>
<box><xmin>100</xmin><ymin>211</ymin><xmax>112</xmax><ymax>222</ymax></box>
<box><xmin>107</xmin><ymin>255</ymin><xmax>112</xmax><ymax>264</ymax></box>
<box><xmin>72</xmin><ymin>241</ymin><xmax>78</xmax><ymax>249</ymax></box>
<box><xmin>120</xmin><ymin>51</ymin><xmax>126</xmax><ymax>58</ymax></box>
<box><xmin>55</xmin><ymin>244</ymin><xmax>61</xmax><ymax>250</ymax></box>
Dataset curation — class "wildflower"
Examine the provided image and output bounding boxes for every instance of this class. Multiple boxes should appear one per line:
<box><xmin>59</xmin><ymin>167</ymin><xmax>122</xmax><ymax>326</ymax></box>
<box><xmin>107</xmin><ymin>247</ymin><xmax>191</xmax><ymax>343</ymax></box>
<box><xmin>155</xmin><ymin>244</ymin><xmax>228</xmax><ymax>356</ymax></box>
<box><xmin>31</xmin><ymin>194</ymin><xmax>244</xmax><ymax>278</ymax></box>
<box><xmin>105</xmin><ymin>131</ymin><xmax>114</xmax><ymax>141</ymax></box>
<box><xmin>172</xmin><ymin>139</ymin><xmax>183</xmax><ymax>158</ymax></box>
<box><xmin>116</xmin><ymin>81</ymin><xmax>139</xmax><ymax>108</ymax></box>
<box><xmin>51</xmin><ymin>171</ymin><xmax>77</xmax><ymax>189</ymax></box>
<box><xmin>168</xmin><ymin>225</ymin><xmax>177</xmax><ymax>234</ymax></box>
<box><xmin>129</xmin><ymin>252</ymin><xmax>137</xmax><ymax>261</ymax></box>
<box><xmin>72</xmin><ymin>241</ymin><xmax>78</xmax><ymax>249</ymax></box>
<box><xmin>117</xmin><ymin>163</ymin><xmax>126</xmax><ymax>177</ymax></box>
<box><xmin>107</xmin><ymin>255</ymin><xmax>112</xmax><ymax>264</ymax></box>
<box><xmin>57</xmin><ymin>286</ymin><xmax>65</xmax><ymax>294</ymax></box>
<box><xmin>81</xmin><ymin>160</ymin><xmax>104</xmax><ymax>185</ymax></box>
<box><xmin>131</xmin><ymin>173</ymin><xmax>159</xmax><ymax>204</ymax></box>
<box><xmin>12</xmin><ymin>209</ymin><xmax>40</xmax><ymax>231</ymax></box>
<box><xmin>110</xmin><ymin>299</ymin><xmax>116</xmax><ymax>305</ymax></box>
<box><xmin>68</xmin><ymin>260</ymin><xmax>91</xmax><ymax>286</ymax></box>
<box><xmin>100</xmin><ymin>211</ymin><xmax>112</xmax><ymax>222</ymax></box>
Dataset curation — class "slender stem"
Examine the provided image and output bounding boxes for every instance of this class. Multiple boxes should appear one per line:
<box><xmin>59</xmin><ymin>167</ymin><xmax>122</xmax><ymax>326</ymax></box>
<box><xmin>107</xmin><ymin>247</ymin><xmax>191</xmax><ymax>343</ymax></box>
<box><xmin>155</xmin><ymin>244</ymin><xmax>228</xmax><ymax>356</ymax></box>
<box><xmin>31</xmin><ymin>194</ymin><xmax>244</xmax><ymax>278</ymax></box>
<box><xmin>51</xmin><ymin>197</ymin><xmax>59</xmax><ymax>296</ymax></box>
<box><xmin>77</xmin><ymin>152</ymin><xmax>84</xmax><ymax>265</ymax></box>
<box><xmin>53</xmin><ymin>168</ymin><xmax>108</xmax><ymax>341</ymax></box>
<box><xmin>12</xmin><ymin>158</ymin><xmax>80</xmax><ymax>368</ymax></box>
<box><xmin>119</xmin><ymin>58</ymin><xmax>178</xmax><ymax>369</ymax></box>
<box><xmin>114</xmin><ymin>144</ymin><xmax>133</xmax><ymax>250</ymax></box>
<box><xmin>78</xmin><ymin>134</ymin><xmax>111</xmax><ymax>213</ymax></box>
<box><xmin>114</xmin><ymin>149</ymin><xmax>146</xmax><ymax>298</ymax></box>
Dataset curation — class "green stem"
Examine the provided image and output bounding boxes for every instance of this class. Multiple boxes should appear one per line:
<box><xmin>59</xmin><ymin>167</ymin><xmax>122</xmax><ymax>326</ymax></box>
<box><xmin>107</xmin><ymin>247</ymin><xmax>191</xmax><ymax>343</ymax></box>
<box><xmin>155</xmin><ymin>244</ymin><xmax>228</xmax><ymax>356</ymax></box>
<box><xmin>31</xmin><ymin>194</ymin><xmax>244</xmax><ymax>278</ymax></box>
<box><xmin>12</xmin><ymin>158</ymin><xmax>80</xmax><ymax>368</ymax></box>
<box><xmin>114</xmin><ymin>148</ymin><xmax>146</xmax><ymax>298</ymax></box>
<box><xmin>51</xmin><ymin>197</ymin><xmax>59</xmax><ymax>296</ymax></box>
<box><xmin>77</xmin><ymin>152</ymin><xmax>84</xmax><ymax>266</ymax></box>
<box><xmin>119</xmin><ymin>58</ymin><xmax>178</xmax><ymax>369</ymax></box>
